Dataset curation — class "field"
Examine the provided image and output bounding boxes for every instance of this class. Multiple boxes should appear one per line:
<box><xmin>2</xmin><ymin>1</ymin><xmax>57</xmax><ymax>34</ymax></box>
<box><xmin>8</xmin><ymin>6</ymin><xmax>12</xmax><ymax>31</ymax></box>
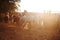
<box><xmin>0</xmin><ymin>13</ymin><xmax>60</xmax><ymax>40</ymax></box>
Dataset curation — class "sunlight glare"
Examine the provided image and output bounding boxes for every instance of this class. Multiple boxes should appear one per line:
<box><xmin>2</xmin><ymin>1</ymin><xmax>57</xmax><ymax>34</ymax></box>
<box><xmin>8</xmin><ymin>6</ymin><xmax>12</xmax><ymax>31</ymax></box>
<box><xmin>18</xmin><ymin>0</ymin><xmax>60</xmax><ymax>13</ymax></box>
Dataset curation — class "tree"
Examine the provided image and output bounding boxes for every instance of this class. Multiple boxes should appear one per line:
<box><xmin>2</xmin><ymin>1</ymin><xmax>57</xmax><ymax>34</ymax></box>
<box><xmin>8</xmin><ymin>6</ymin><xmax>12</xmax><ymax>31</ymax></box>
<box><xmin>0</xmin><ymin>0</ymin><xmax>21</xmax><ymax>13</ymax></box>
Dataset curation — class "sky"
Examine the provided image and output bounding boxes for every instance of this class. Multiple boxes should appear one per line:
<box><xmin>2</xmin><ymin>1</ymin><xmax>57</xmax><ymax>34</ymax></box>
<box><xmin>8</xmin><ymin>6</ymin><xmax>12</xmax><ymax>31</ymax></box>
<box><xmin>18</xmin><ymin>0</ymin><xmax>60</xmax><ymax>13</ymax></box>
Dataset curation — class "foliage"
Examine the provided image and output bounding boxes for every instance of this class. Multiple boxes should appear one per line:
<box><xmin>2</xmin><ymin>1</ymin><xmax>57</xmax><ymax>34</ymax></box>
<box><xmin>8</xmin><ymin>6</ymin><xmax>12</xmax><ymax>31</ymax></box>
<box><xmin>0</xmin><ymin>0</ymin><xmax>20</xmax><ymax>13</ymax></box>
